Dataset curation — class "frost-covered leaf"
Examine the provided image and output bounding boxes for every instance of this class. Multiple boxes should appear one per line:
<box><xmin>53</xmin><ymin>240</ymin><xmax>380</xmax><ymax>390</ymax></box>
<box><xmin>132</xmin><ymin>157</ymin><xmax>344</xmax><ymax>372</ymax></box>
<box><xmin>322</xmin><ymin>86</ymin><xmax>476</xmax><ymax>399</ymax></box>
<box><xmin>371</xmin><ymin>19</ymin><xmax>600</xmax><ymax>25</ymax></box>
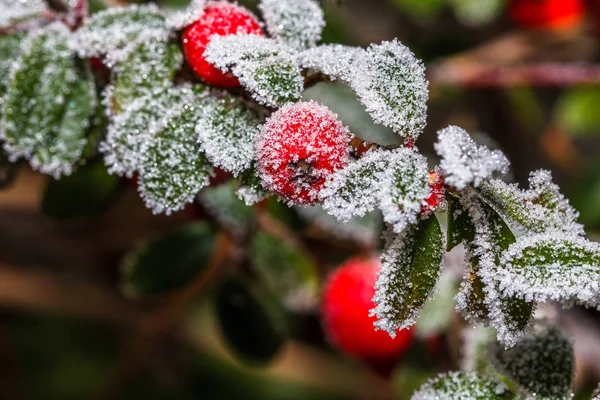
<box><xmin>166</xmin><ymin>0</ymin><xmax>205</xmax><ymax>30</ymax></box>
<box><xmin>415</xmin><ymin>270</ymin><xmax>458</xmax><ymax>338</ymax></box>
<box><xmin>371</xmin><ymin>215</ymin><xmax>444</xmax><ymax>336</ymax></box>
<box><xmin>479</xmin><ymin>170</ymin><xmax>584</xmax><ymax>236</ymax></box>
<box><xmin>249</xmin><ymin>231</ymin><xmax>319</xmax><ymax>312</ymax></box>
<box><xmin>198</xmin><ymin>180</ymin><xmax>254</xmax><ymax>238</ymax></box>
<box><xmin>196</xmin><ymin>95</ymin><xmax>260</xmax><ymax>176</ymax></box>
<box><xmin>497</xmin><ymin>233</ymin><xmax>600</xmax><ymax>307</ymax></box>
<box><xmin>348</xmin><ymin>39</ymin><xmax>428</xmax><ymax>140</ymax></box>
<box><xmin>236</xmin><ymin>163</ymin><xmax>269</xmax><ymax>205</ymax></box>
<box><xmin>491</xmin><ymin>325</ymin><xmax>574</xmax><ymax>400</ymax></box>
<box><xmin>2</xmin><ymin>24</ymin><xmax>95</xmax><ymax>178</ymax></box>
<box><xmin>296</xmin><ymin>44</ymin><xmax>365</xmax><ymax>81</ymax></box>
<box><xmin>71</xmin><ymin>5</ymin><xmax>168</xmax><ymax>58</ymax></box>
<box><xmin>0</xmin><ymin>32</ymin><xmax>24</xmax><ymax>107</ymax></box>
<box><xmin>107</xmin><ymin>38</ymin><xmax>182</xmax><ymax>113</ymax></box>
<box><xmin>259</xmin><ymin>0</ymin><xmax>325</xmax><ymax>51</ymax></box>
<box><xmin>446</xmin><ymin>193</ymin><xmax>475</xmax><ymax>251</ymax></box>
<box><xmin>434</xmin><ymin>126</ymin><xmax>509</xmax><ymax>190</ymax></box>
<box><xmin>205</xmin><ymin>35</ymin><xmax>303</xmax><ymax>107</ymax></box>
<box><xmin>138</xmin><ymin>99</ymin><xmax>214</xmax><ymax>215</ymax></box>
<box><xmin>411</xmin><ymin>372</ymin><xmax>515</xmax><ymax>400</ymax></box>
<box><xmin>0</xmin><ymin>0</ymin><xmax>46</xmax><ymax>28</ymax></box>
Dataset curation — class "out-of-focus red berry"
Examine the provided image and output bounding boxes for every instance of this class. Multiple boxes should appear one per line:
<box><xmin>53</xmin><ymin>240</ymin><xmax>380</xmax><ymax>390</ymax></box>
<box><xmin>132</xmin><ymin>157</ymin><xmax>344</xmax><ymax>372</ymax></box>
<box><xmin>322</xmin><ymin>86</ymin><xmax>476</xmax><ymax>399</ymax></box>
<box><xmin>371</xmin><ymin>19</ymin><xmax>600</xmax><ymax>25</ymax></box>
<box><xmin>321</xmin><ymin>256</ymin><xmax>414</xmax><ymax>367</ymax></box>
<box><xmin>182</xmin><ymin>1</ymin><xmax>263</xmax><ymax>87</ymax></box>
<box><xmin>509</xmin><ymin>0</ymin><xmax>584</xmax><ymax>30</ymax></box>
<box><xmin>421</xmin><ymin>170</ymin><xmax>444</xmax><ymax>216</ymax></box>
<box><xmin>257</xmin><ymin>101</ymin><xmax>350</xmax><ymax>205</ymax></box>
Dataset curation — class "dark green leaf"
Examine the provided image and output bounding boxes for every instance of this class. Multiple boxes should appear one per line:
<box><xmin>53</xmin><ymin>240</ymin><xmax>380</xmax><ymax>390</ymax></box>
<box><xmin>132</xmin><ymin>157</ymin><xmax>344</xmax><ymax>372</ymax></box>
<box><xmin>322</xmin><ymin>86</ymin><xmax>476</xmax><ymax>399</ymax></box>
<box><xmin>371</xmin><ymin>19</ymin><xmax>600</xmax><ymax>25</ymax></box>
<box><xmin>237</xmin><ymin>162</ymin><xmax>269</xmax><ymax>205</ymax></box>
<box><xmin>198</xmin><ymin>180</ymin><xmax>255</xmax><ymax>238</ymax></box>
<box><xmin>411</xmin><ymin>372</ymin><xmax>515</xmax><ymax>400</ymax></box>
<box><xmin>121</xmin><ymin>223</ymin><xmax>216</xmax><ymax>297</ymax></box>
<box><xmin>446</xmin><ymin>192</ymin><xmax>475</xmax><ymax>251</ymax></box>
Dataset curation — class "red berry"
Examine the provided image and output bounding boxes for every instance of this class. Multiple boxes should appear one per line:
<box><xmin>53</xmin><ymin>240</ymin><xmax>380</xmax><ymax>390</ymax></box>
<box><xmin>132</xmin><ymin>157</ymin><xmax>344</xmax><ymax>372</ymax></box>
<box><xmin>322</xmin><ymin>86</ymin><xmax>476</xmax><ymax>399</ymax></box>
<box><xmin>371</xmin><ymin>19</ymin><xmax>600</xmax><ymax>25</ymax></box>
<box><xmin>421</xmin><ymin>170</ymin><xmax>444</xmax><ymax>216</ymax></box>
<box><xmin>257</xmin><ymin>101</ymin><xmax>350</xmax><ymax>205</ymax></box>
<box><xmin>321</xmin><ymin>256</ymin><xmax>414</xmax><ymax>364</ymax></box>
<box><xmin>182</xmin><ymin>2</ymin><xmax>263</xmax><ymax>87</ymax></box>
<box><xmin>509</xmin><ymin>0</ymin><xmax>584</xmax><ymax>30</ymax></box>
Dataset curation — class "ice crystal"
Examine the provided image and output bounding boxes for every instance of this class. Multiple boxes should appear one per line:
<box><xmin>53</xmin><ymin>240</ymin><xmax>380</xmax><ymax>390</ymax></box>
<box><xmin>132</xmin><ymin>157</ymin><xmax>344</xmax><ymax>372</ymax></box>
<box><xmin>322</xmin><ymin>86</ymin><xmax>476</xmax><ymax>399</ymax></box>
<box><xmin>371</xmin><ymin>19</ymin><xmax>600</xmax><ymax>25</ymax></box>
<box><xmin>0</xmin><ymin>0</ymin><xmax>46</xmax><ymax>28</ymax></box>
<box><xmin>204</xmin><ymin>35</ymin><xmax>303</xmax><ymax>107</ymax></box>
<box><xmin>411</xmin><ymin>372</ymin><xmax>513</xmax><ymax>400</ymax></box>
<box><xmin>196</xmin><ymin>95</ymin><xmax>260</xmax><ymax>176</ymax></box>
<box><xmin>166</xmin><ymin>0</ymin><xmax>205</xmax><ymax>30</ymax></box>
<box><xmin>296</xmin><ymin>44</ymin><xmax>365</xmax><ymax>81</ymax></box>
<box><xmin>348</xmin><ymin>39</ymin><xmax>428</xmax><ymax>140</ymax></box>
<box><xmin>435</xmin><ymin>125</ymin><xmax>509</xmax><ymax>190</ymax></box>
<box><xmin>479</xmin><ymin>170</ymin><xmax>584</xmax><ymax>236</ymax></box>
<box><xmin>371</xmin><ymin>216</ymin><xmax>444</xmax><ymax>336</ymax></box>
<box><xmin>258</xmin><ymin>0</ymin><xmax>325</xmax><ymax>51</ymax></box>
<box><xmin>198</xmin><ymin>180</ymin><xmax>253</xmax><ymax>238</ymax></box>
<box><xmin>71</xmin><ymin>5</ymin><xmax>169</xmax><ymax>58</ymax></box>
<box><xmin>497</xmin><ymin>233</ymin><xmax>600</xmax><ymax>307</ymax></box>
<box><xmin>491</xmin><ymin>324</ymin><xmax>574</xmax><ymax>399</ymax></box>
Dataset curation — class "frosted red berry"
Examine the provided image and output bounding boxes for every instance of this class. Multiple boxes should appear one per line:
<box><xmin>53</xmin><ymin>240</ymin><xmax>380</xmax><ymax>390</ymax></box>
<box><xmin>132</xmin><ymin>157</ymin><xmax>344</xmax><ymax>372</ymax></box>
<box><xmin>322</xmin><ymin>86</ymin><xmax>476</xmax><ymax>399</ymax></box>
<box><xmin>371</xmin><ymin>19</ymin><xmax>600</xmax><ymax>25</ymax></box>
<box><xmin>421</xmin><ymin>170</ymin><xmax>444</xmax><ymax>216</ymax></box>
<box><xmin>257</xmin><ymin>101</ymin><xmax>350</xmax><ymax>205</ymax></box>
<box><xmin>182</xmin><ymin>2</ymin><xmax>264</xmax><ymax>87</ymax></box>
<box><xmin>509</xmin><ymin>0</ymin><xmax>584</xmax><ymax>30</ymax></box>
<box><xmin>321</xmin><ymin>256</ymin><xmax>414</xmax><ymax>363</ymax></box>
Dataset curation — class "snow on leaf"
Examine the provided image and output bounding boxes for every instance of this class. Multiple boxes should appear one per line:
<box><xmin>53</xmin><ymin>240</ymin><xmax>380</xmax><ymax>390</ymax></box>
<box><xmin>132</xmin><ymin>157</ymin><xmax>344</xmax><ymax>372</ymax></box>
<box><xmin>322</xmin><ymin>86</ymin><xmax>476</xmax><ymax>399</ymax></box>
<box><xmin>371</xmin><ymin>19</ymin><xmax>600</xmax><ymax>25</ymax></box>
<box><xmin>497</xmin><ymin>233</ymin><xmax>600</xmax><ymax>307</ymax></box>
<box><xmin>371</xmin><ymin>215</ymin><xmax>444</xmax><ymax>336</ymax></box>
<box><xmin>236</xmin><ymin>163</ymin><xmax>270</xmax><ymax>205</ymax></box>
<box><xmin>348</xmin><ymin>39</ymin><xmax>428</xmax><ymax>140</ymax></box>
<box><xmin>258</xmin><ymin>0</ymin><xmax>325</xmax><ymax>51</ymax></box>
<box><xmin>0</xmin><ymin>0</ymin><xmax>46</xmax><ymax>28</ymax></box>
<box><xmin>204</xmin><ymin>35</ymin><xmax>303</xmax><ymax>107</ymax></box>
<box><xmin>411</xmin><ymin>371</ymin><xmax>514</xmax><ymax>400</ymax></box>
<box><xmin>0</xmin><ymin>32</ymin><xmax>25</xmax><ymax>118</ymax></box>
<box><xmin>198</xmin><ymin>180</ymin><xmax>254</xmax><ymax>238</ymax></box>
<box><xmin>71</xmin><ymin>5</ymin><xmax>168</xmax><ymax>58</ymax></box>
<box><xmin>434</xmin><ymin>125</ymin><xmax>509</xmax><ymax>190</ymax></box>
<box><xmin>296</xmin><ymin>44</ymin><xmax>365</xmax><ymax>81</ymax></box>
<box><xmin>491</xmin><ymin>324</ymin><xmax>574</xmax><ymax>400</ymax></box>
<box><xmin>166</xmin><ymin>0</ymin><xmax>205</xmax><ymax>30</ymax></box>
<box><xmin>196</xmin><ymin>95</ymin><xmax>260</xmax><ymax>176</ymax></box>
<box><xmin>479</xmin><ymin>170</ymin><xmax>584</xmax><ymax>236</ymax></box>
<box><xmin>106</xmin><ymin>37</ymin><xmax>182</xmax><ymax>114</ymax></box>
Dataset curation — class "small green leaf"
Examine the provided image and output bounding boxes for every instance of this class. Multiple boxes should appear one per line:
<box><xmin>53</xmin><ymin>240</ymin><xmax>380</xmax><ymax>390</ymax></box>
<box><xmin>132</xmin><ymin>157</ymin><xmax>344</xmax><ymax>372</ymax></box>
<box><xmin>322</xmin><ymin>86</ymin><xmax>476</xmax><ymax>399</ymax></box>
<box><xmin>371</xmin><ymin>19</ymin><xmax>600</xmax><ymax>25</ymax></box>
<box><xmin>555</xmin><ymin>86</ymin><xmax>600</xmax><ymax>137</ymax></box>
<box><xmin>371</xmin><ymin>215</ymin><xmax>444</xmax><ymax>335</ymax></box>
<box><xmin>198</xmin><ymin>180</ymin><xmax>255</xmax><ymax>238</ymax></box>
<box><xmin>446</xmin><ymin>193</ymin><xmax>475</xmax><ymax>251</ymax></box>
<box><xmin>411</xmin><ymin>372</ymin><xmax>515</xmax><ymax>400</ymax></box>
<box><xmin>259</xmin><ymin>0</ymin><xmax>325</xmax><ymax>50</ymax></box>
<box><xmin>216</xmin><ymin>278</ymin><xmax>285</xmax><ymax>364</ymax></box>
<box><xmin>0</xmin><ymin>0</ymin><xmax>46</xmax><ymax>28</ymax></box>
<box><xmin>236</xmin><ymin>163</ymin><xmax>269</xmax><ymax>205</ymax></box>
<box><xmin>121</xmin><ymin>223</ymin><xmax>216</xmax><ymax>297</ymax></box>
<box><xmin>42</xmin><ymin>160</ymin><xmax>121</xmax><ymax>220</ymax></box>
<box><xmin>249</xmin><ymin>231</ymin><xmax>319</xmax><ymax>312</ymax></box>
<box><xmin>491</xmin><ymin>325</ymin><xmax>574</xmax><ymax>399</ymax></box>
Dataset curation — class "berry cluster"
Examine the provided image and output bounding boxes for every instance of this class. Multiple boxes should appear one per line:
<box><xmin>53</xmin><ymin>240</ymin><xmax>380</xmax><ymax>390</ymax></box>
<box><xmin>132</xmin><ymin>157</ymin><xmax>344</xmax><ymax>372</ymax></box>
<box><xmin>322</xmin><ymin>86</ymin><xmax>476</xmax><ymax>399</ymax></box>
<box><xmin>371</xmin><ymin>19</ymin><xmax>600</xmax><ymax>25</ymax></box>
<box><xmin>509</xmin><ymin>0</ymin><xmax>584</xmax><ymax>30</ymax></box>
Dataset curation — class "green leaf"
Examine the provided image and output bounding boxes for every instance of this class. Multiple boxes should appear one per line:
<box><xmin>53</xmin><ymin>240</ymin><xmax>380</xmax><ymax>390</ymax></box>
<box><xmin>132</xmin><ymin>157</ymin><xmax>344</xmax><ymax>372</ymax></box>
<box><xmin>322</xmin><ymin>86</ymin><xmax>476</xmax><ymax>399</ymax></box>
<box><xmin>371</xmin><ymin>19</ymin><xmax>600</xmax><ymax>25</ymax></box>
<box><xmin>198</xmin><ymin>180</ymin><xmax>255</xmax><ymax>238</ymax></box>
<box><xmin>491</xmin><ymin>325</ymin><xmax>574</xmax><ymax>399</ymax></box>
<box><xmin>109</xmin><ymin>38</ymin><xmax>182</xmax><ymax>113</ymax></box>
<box><xmin>497</xmin><ymin>233</ymin><xmax>600</xmax><ymax>307</ymax></box>
<box><xmin>72</xmin><ymin>5</ymin><xmax>168</xmax><ymax>57</ymax></box>
<box><xmin>447</xmin><ymin>0</ymin><xmax>506</xmax><ymax>27</ymax></box>
<box><xmin>42</xmin><ymin>160</ymin><xmax>121</xmax><ymax>220</ymax></box>
<box><xmin>259</xmin><ymin>0</ymin><xmax>325</xmax><ymax>50</ymax></box>
<box><xmin>236</xmin><ymin>163</ymin><xmax>270</xmax><ymax>205</ymax></box>
<box><xmin>555</xmin><ymin>86</ymin><xmax>600</xmax><ymax>137</ymax></box>
<box><xmin>411</xmin><ymin>372</ymin><xmax>515</xmax><ymax>400</ymax></box>
<box><xmin>121</xmin><ymin>223</ymin><xmax>216</xmax><ymax>297</ymax></box>
<box><xmin>216</xmin><ymin>278</ymin><xmax>285</xmax><ymax>364</ymax></box>
<box><xmin>0</xmin><ymin>0</ymin><xmax>46</xmax><ymax>28</ymax></box>
<box><xmin>390</xmin><ymin>0</ymin><xmax>445</xmax><ymax>20</ymax></box>
<box><xmin>0</xmin><ymin>32</ymin><xmax>25</xmax><ymax>104</ymax></box>
<box><xmin>446</xmin><ymin>193</ymin><xmax>475</xmax><ymax>251</ymax></box>
<box><xmin>371</xmin><ymin>215</ymin><xmax>444</xmax><ymax>335</ymax></box>
<box><xmin>249</xmin><ymin>231</ymin><xmax>319</xmax><ymax>312</ymax></box>
<box><xmin>415</xmin><ymin>270</ymin><xmax>457</xmax><ymax>338</ymax></box>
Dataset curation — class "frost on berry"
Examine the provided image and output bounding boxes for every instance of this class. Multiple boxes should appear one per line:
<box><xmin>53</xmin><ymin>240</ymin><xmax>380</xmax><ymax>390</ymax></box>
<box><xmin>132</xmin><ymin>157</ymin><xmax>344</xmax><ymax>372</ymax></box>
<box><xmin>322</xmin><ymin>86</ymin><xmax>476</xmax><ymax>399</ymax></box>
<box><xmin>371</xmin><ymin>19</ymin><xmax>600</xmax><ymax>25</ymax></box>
<box><xmin>434</xmin><ymin>125</ymin><xmax>509</xmax><ymax>190</ymax></box>
<box><xmin>496</xmin><ymin>233</ymin><xmax>600</xmax><ymax>308</ymax></box>
<box><xmin>166</xmin><ymin>0</ymin><xmax>206</xmax><ymax>30</ymax></box>
<box><xmin>296</xmin><ymin>44</ymin><xmax>365</xmax><ymax>81</ymax></box>
<box><xmin>258</xmin><ymin>0</ymin><xmax>325</xmax><ymax>51</ymax></box>
<box><xmin>236</xmin><ymin>163</ymin><xmax>269</xmax><ymax>205</ymax></box>
<box><xmin>195</xmin><ymin>95</ymin><xmax>260</xmax><ymax>176</ymax></box>
<box><xmin>0</xmin><ymin>0</ymin><xmax>46</xmax><ymax>28</ymax></box>
<box><xmin>411</xmin><ymin>372</ymin><xmax>513</xmax><ymax>400</ymax></box>
<box><xmin>348</xmin><ymin>39</ymin><xmax>428</xmax><ymax>140</ymax></box>
<box><xmin>71</xmin><ymin>5</ymin><xmax>169</xmax><ymax>59</ymax></box>
<box><xmin>491</xmin><ymin>324</ymin><xmax>574</xmax><ymax>399</ymax></box>
<box><xmin>198</xmin><ymin>180</ymin><xmax>254</xmax><ymax>238</ymax></box>
<box><xmin>204</xmin><ymin>35</ymin><xmax>303</xmax><ymax>107</ymax></box>
<box><xmin>371</xmin><ymin>216</ymin><xmax>444</xmax><ymax>336</ymax></box>
<box><xmin>1</xmin><ymin>23</ymin><xmax>95</xmax><ymax>178</ymax></box>
<box><xmin>479</xmin><ymin>170</ymin><xmax>584</xmax><ymax>236</ymax></box>
<box><xmin>257</xmin><ymin>101</ymin><xmax>350</xmax><ymax>205</ymax></box>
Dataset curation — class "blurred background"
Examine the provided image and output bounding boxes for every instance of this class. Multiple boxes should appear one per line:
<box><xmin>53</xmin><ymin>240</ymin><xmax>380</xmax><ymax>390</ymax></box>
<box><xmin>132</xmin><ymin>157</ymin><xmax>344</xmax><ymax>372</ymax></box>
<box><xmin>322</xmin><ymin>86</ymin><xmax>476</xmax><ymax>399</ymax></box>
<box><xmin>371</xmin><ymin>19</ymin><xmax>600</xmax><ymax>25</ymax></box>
<box><xmin>2</xmin><ymin>0</ymin><xmax>600</xmax><ymax>399</ymax></box>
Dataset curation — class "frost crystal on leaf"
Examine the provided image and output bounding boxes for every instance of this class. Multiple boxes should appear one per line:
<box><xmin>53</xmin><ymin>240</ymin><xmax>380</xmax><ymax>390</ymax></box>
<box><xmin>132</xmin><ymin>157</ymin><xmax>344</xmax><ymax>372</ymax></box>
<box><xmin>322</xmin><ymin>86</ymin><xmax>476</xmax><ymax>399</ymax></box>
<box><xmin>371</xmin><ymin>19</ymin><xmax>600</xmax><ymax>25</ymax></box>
<box><xmin>236</xmin><ymin>163</ymin><xmax>270</xmax><ymax>205</ymax></box>
<box><xmin>0</xmin><ymin>33</ymin><xmax>25</xmax><ymax>118</ymax></box>
<box><xmin>204</xmin><ymin>35</ymin><xmax>303</xmax><ymax>107</ymax></box>
<box><xmin>71</xmin><ymin>5</ymin><xmax>168</xmax><ymax>58</ymax></box>
<box><xmin>479</xmin><ymin>170</ymin><xmax>584</xmax><ymax>236</ymax></box>
<box><xmin>435</xmin><ymin>125</ymin><xmax>509</xmax><ymax>190</ymax></box>
<box><xmin>166</xmin><ymin>0</ymin><xmax>205</xmax><ymax>30</ymax></box>
<box><xmin>0</xmin><ymin>0</ymin><xmax>46</xmax><ymax>28</ymax></box>
<box><xmin>491</xmin><ymin>324</ymin><xmax>574</xmax><ymax>400</ymax></box>
<box><xmin>348</xmin><ymin>39</ymin><xmax>428</xmax><ymax>140</ymax></box>
<box><xmin>258</xmin><ymin>0</ymin><xmax>325</xmax><ymax>51</ymax></box>
<box><xmin>296</xmin><ymin>44</ymin><xmax>365</xmax><ymax>81</ymax></box>
<box><xmin>371</xmin><ymin>216</ymin><xmax>444</xmax><ymax>336</ymax></box>
<box><xmin>411</xmin><ymin>372</ymin><xmax>514</xmax><ymax>400</ymax></box>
